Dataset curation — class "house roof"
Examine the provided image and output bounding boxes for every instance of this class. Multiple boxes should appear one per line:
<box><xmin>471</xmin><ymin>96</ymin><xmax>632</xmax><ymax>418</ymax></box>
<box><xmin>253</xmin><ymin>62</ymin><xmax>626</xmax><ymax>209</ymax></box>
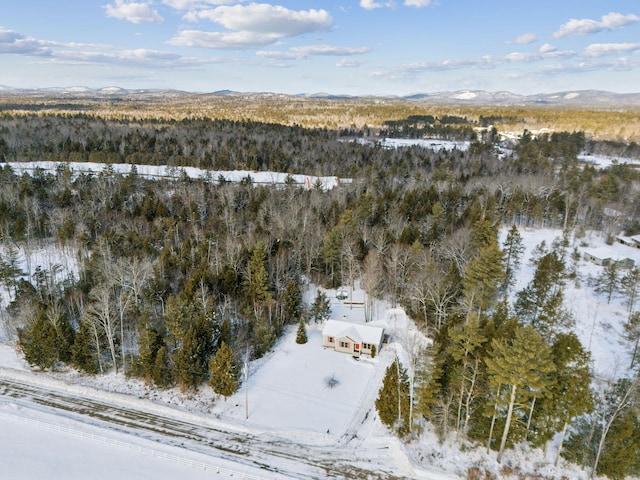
<box><xmin>322</xmin><ymin>320</ymin><xmax>384</xmax><ymax>345</ymax></box>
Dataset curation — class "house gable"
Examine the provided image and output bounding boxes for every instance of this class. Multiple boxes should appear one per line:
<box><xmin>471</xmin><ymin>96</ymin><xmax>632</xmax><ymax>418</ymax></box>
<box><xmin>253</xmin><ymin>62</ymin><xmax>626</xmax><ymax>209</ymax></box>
<box><xmin>322</xmin><ymin>320</ymin><xmax>384</xmax><ymax>356</ymax></box>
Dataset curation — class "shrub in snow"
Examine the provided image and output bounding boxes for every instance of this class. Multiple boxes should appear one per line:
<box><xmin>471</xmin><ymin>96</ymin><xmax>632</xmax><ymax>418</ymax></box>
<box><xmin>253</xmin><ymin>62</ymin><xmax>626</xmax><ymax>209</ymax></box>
<box><xmin>324</xmin><ymin>374</ymin><xmax>339</xmax><ymax>389</ymax></box>
<box><xmin>296</xmin><ymin>318</ymin><xmax>307</xmax><ymax>344</ymax></box>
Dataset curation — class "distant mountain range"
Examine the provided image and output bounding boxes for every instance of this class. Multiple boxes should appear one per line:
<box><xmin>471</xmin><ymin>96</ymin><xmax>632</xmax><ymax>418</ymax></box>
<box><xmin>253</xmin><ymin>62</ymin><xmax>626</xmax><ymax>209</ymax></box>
<box><xmin>1</xmin><ymin>85</ymin><xmax>640</xmax><ymax>107</ymax></box>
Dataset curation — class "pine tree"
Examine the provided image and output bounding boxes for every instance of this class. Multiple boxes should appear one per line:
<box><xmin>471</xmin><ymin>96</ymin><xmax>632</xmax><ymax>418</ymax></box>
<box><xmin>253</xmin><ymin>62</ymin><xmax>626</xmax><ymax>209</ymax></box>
<box><xmin>17</xmin><ymin>310</ymin><xmax>58</xmax><ymax>369</ymax></box>
<box><xmin>50</xmin><ymin>312</ymin><xmax>76</xmax><ymax>364</ymax></box>
<box><xmin>208</xmin><ymin>341</ymin><xmax>240</xmax><ymax>398</ymax></box>
<box><xmin>485</xmin><ymin>324</ymin><xmax>555</xmax><ymax>463</ymax></box>
<box><xmin>71</xmin><ymin>319</ymin><xmax>99</xmax><ymax>374</ymax></box>
<box><xmin>501</xmin><ymin>225</ymin><xmax>524</xmax><ymax>298</ymax></box>
<box><xmin>515</xmin><ymin>249</ymin><xmax>570</xmax><ymax>340</ymax></box>
<box><xmin>375</xmin><ymin>357</ymin><xmax>411</xmax><ymax>436</ymax></box>
<box><xmin>244</xmin><ymin>244</ymin><xmax>272</xmax><ymax>313</ymax></box>
<box><xmin>536</xmin><ymin>333</ymin><xmax>593</xmax><ymax>462</ymax></box>
<box><xmin>152</xmin><ymin>345</ymin><xmax>174</xmax><ymax>388</ymax></box>
<box><xmin>173</xmin><ymin>316</ymin><xmax>216</xmax><ymax>390</ymax></box>
<box><xmin>295</xmin><ymin>318</ymin><xmax>308</xmax><ymax>344</ymax></box>
<box><xmin>621</xmin><ymin>267</ymin><xmax>640</xmax><ymax>314</ymax></box>
<box><xmin>447</xmin><ymin>314</ymin><xmax>487</xmax><ymax>438</ymax></box>
<box><xmin>623</xmin><ymin>311</ymin><xmax>640</xmax><ymax>368</ymax></box>
<box><xmin>310</xmin><ymin>290</ymin><xmax>331</xmax><ymax>323</ymax></box>
<box><xmin>133</xmin><ymin>323</ymin><xmax>164</xmax><ymax>382</ymax></box>
<box><xmin>413</xmin><ymin>345</ymin><xmax>442</xmax><ymax>422</ymax></box>
<box><xmin>281</xmin><ymin>277</ymin><xmax>302</xmax><ymax>324</ymax></box>
<box><xmin>461</xmin><ymin>220</ymin><xmax>505</xmax><ymax>313</ymax></box>
<box><xmin>594</xmin><ymin>261</ymin><xmax>620</xmax><ymax>304</ymax></box>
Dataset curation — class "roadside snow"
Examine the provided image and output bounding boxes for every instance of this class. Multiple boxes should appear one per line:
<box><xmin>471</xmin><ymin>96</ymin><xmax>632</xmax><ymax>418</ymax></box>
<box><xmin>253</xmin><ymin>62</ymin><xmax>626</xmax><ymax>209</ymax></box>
<box><xmin>0</xmin><ymin>405</ymin><xmax>242</xmax><ymax>480</ymax></box>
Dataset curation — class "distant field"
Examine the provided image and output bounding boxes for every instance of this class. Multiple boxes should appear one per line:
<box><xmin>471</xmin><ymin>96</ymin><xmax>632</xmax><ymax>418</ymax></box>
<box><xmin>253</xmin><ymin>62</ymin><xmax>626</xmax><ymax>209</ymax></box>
<box><xmin>2</xmin><ymin>93</ymin><xmax>640</xmax><ymax>143</ymax></box>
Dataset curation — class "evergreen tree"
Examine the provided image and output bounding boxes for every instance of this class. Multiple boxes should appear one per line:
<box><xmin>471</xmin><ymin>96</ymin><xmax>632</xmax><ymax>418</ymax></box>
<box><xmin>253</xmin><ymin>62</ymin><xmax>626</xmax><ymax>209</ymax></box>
<box><xmin>18</xmin><ymin>309</ymin><xmax>58</xmax><ymax>369</ymax></box>
<box><xmin>295</xmin><ymin>318</ymin><xmax>308</xmax><ymax>344</ymax></box>
<box><xmin>281</xmin><ymin>277</ymin><xmax>302</xmax><ymax>324</ymax></box>
<box><xmin>591</xmin><ymin>378</ymin><xmax>640</xmax><ymax>479</ymax></box>
<box><xmin>596</xmin><ymin>409</ymin><xmax>640</xmax><ymax>480</ymax></box>
<box><xmin>173</xmin><ymin>316</ymin><xmax>217</xmax><ymax>390</ymax></box>
<box><xmin>375</xmin><ymin>357</ymin><xmax>411</xmax><ymax>436</ymax></box>
<box><xmin>447</xmin><ymin>313</ymin><xmax>487</xmax><ymax>438</ymax></box>
<box><xmin>461</xmin><ymin>220</ymin><xmax>505</xmax><ymax>313</ymax></box>
<box><xmin>501</xmin><ymin>225</ymin><xmax>524</xmax><ymax>298</ymax></box>
<box><xmin>485</xmin><ymin>324</ymin><xmax>555</xmax><ymax>463</ymax></box>
<box><xmin>133</xmin><ymin>323</ymin><xmax>164</xmax><ymax>382</ymax></box>
<box><xmin>152</xmin><ymin>345</ymin><xmax>174</xmax><ymax>388</ymax></box>
<box><xmin>244</xmin><ymin>244</ymin><xmax>272</xmax><ymax>312</ymax></box>
<box><xmin>594</xmin><ymin>261</ymin><xmax>620</xmax><ymax>304</ymax></box>
<box><xmin>536</xmin><ymin>333</ymin><xmax>593</xmax><ymax>461</ymax></box>
<box><xmin>623</xmin><ymin>311</ymin><xmax>640</xmax><ymax>369</ymax></box>
<box><xmin>413</xmin><ymin>345</ymin><xmax>442</xmax><ymax>424</ymax></box>
<box><xmin>621</xmin><ymin>267</ymin><xmax>640</xmax><ymax>314</ymax></box>
<box><xmin>0</xmin><ymin>243</ymin><xmax>24</xmax><ymax>298</ymax></box>
<box><xmin>310</xmin><ymin>290</ymin><xmax>331</xmax><ymax>323</ymax></box>
<box><xmin>48</xmin><ymin>311</ymin><xmax>76</xmax><ymax>364</ymax></box>
<box><xmin>208</xmin><ymin>341</ymin><xmax>240</xmax><ymax>398</ymax></box>
<box><xmin>71</xmin><ymin>319</ymin><xmax>99</xmax><ymax>374</ymax></box>
<box><xmin>515</xmin><ymin>249</ymin><xmax>570</xmax><ymax>340</ymax></box>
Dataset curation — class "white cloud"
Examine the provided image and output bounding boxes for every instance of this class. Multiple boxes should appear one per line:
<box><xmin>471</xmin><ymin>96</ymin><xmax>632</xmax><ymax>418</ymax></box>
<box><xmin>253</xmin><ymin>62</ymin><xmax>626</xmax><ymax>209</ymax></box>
<box><xmin>584</xmin><ymin>42</ymin><xmax>640</xmax><ymax>57</ymax></box>
<box><xmin>185</xmin><ymin>4</ymin><xmax>332</xmax><ymax>37</ymax></box>
<box><xmin>404</xmin><ymin>0</ymin><xmax>432</xmax><ymax>7</ymax></box>
<box><xmin>47</xmin><ymin>48</ymin><xmax>217</xmax><ymax>68</ymax></box>
<box><xmin>553</xmin><ymin>12</ymin><xmax>640</xmax><ymax>38</ymax></box>
<box><xmin>507</xmin><ymin>33</ymin><xmax>537</xmax><ymax>45</ymax></box>
<box><xmin>168</xmin><ymin>29</ymin><xmax>279</xmax><ymax>49</ymax></box>
<box><xmin>371</xmin><ymin>48</ymin><xmax>577</xmax><ymax>80</ymax></box>
<box><xmin>257</xmin><ymin>44</ymin><xmax>370</xmax><ymax>60</ymax></box>
<box><xmin>0</xmin><ymin>26</ymin><xmax>217</xmax><ymax>70</ymax></box>
<box><xmin>0</xmin><ymin>27</ymin><xmax>51</xmax><ymax>56</ymax></box>
<box><xmin>162</xmin><ymin>0</ymin><xmax>241</xmax><ymax>9</ymax></box>
<box><xmin>336</xmin><ymin>58</ymin><xmax>365</xmax><ymax>68</ymax></box>
<box><xmin>360</xmin><ymin>0</ymin><xmax>382</xmax><ymax>9</ymax></box>
<box><xmin>104</xmin><ymin>0</ymin><xmax>164</xmax><ymax>24</ymax></box>
<box><xmin>175</xmin><ymin>4</ymin><xmax>332</xmax><ymax>49</ymax></box>
<box><xmin>360</xmin><ymin>0</ymin><xmax>395</xmax><ymax>10</ymax></box>
<box><xmin>539</xmin><ymin>43</ymin><xmax>557</xmax><ymax>53</ymax></box>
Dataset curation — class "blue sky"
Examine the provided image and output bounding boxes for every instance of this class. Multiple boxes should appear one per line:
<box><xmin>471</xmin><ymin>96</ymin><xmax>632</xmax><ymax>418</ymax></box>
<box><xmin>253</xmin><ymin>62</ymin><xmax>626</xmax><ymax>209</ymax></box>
<box><xmin>1</xmin><ymin>1</ymin><xmax>639</xmax><ymax>95</ymax></box>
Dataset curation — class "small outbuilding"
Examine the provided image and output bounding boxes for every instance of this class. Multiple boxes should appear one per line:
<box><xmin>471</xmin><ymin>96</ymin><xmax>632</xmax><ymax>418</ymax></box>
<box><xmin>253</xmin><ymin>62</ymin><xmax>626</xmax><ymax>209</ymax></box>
<box><xmin>584</xmin><ymin>251</ymin><xmax>611</xmax><ymax>266</ymax></box>
<box><xmin>322</xmin><ymin>320</ymin><xmax>384</xmax><ymax>357</ymax></box>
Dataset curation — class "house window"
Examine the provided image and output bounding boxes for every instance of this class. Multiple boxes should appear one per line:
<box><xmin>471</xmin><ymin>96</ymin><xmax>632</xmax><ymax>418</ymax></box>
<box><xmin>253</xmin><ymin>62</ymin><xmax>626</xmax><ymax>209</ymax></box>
<box><xmin>340</xmin><ymin>341</ymin><xmax>350</xmax><ymax>349</ymax></box>
<box><xmin>363</xmin><ymin>343</ymin><xmax>371</xmax><ymax>350</ymax></box>
<box><xmin>327</xmin><ymin>336</ymin><xmax>334</xmax><ymax>344</ymax></box>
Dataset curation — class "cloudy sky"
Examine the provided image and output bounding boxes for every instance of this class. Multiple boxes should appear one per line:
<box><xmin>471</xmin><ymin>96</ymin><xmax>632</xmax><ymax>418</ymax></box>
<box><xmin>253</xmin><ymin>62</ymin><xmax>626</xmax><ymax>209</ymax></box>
<box><xmin>2</xmin><ymin>1</ymin><xmax>639</xmax><ymax>95</ymax></box>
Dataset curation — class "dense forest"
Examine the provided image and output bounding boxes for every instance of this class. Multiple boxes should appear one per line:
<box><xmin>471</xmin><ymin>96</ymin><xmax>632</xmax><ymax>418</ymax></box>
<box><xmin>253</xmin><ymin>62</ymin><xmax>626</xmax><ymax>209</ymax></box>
<box><xmin>1</xmin><ymin>112</ymin><xmax>640</xmax><ymax>478</ymax></box>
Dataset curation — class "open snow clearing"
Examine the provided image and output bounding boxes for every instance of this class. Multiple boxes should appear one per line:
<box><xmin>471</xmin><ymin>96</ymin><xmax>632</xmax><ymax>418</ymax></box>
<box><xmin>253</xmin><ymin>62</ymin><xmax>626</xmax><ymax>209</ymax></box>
<box><xmin>0</xmin><ymin>367</ymin><xmax>452</xmax><ymax>480</ymax></box>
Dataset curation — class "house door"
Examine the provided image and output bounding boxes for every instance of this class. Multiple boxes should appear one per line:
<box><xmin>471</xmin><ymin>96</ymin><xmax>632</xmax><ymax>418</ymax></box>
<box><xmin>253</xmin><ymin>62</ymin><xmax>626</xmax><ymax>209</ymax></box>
<box><xmin>354</xmin><ymin>343</ymin><xmax>360</xmax><ymax>353</ymax></box>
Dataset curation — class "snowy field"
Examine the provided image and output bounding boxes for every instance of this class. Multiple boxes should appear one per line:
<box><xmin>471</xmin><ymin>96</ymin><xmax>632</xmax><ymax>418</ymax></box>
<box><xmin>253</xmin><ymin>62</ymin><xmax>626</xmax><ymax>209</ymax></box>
<box><xmin>379</xmin><ymin>138</ymin><xmax>470</xmax><ymax>152</ymax></box>
<box><xmin>3</xmin><ymin>161</ymin><xmax>348</xmax><ymax>190</ymax></box>
<box><xmin>210</xmin><ymin>287</ymin><xmax>392</xmax><ymax>435</ymax></box>
<box><xmin>578</xmin><ymin>153</ymin><xmax>640</xmax><ymax>169</ymax></box>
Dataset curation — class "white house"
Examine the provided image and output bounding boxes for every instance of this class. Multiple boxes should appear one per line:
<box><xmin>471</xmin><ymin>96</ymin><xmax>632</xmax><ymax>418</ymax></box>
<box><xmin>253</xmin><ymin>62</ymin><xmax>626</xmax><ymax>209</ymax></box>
<box><xmin>322</xmin><ymin>320</ymin><xmax>384</xmax><ymax>357</ymax></box>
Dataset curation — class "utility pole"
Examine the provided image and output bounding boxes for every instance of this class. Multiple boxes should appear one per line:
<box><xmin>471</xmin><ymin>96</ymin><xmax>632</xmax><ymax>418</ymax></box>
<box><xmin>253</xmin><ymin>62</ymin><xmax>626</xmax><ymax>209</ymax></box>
<box><xmin>244</xmin><ymin>348</ymin><xmax>249</xmax><ymax>420</ymax></box>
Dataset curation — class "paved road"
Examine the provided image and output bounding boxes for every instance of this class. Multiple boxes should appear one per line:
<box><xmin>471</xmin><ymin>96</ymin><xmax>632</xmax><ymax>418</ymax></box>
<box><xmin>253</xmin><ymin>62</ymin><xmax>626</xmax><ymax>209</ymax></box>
<box><xmin>0</xmin><ymin>375</ymin><xmax>411</xmax><ymax>480</ymax></box>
